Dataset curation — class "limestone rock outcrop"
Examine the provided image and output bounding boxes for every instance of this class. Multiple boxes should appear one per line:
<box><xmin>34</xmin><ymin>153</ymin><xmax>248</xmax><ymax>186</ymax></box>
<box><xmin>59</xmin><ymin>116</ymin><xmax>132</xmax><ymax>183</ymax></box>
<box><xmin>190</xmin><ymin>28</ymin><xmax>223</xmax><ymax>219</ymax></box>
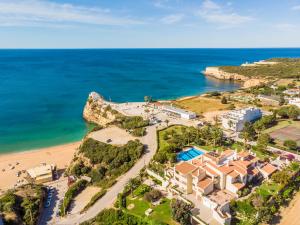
<box><xmin>83</xmin><ymin>92</ymin><xmax>118</xmax><ymax>126</ymax></box>
<box><xmin>203</xmin><ymin>67</ymin><xmax>266</xmax><ymax>88</ymax></box>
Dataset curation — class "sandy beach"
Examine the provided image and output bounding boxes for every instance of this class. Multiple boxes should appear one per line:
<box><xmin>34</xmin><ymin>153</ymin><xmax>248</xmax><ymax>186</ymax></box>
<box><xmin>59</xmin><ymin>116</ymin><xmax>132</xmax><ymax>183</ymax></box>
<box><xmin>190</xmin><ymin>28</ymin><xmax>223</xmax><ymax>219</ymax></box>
<box><xmin>0</xmin><ymin>142</ymin><xmax>80</xmax><ymax>192</ymax></box>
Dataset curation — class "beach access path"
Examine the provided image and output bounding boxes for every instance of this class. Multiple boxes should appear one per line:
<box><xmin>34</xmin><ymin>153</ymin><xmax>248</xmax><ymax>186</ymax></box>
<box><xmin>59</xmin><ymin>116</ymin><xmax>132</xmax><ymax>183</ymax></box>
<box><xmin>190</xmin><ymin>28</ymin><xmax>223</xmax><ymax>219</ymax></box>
<box><xmin>55</xmin><ymin>125</ymin><xmax>158</xmax><ymax>225</ymax></box>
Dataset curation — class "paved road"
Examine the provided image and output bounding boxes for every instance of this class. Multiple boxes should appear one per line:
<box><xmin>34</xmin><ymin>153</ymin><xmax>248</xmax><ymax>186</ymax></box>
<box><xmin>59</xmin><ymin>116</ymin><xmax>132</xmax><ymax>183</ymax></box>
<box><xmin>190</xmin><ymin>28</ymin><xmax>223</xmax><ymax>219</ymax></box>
<box><xmin>55</xmin><ymin>125</ymin><xmax>157</xmax><ymax>225</ymax></box>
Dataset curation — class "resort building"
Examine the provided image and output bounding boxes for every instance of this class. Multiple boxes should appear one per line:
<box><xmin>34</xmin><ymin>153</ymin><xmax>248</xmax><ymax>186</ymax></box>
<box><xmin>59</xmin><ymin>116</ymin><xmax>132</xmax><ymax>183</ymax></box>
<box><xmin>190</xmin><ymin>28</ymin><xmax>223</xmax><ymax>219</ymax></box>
<box><xmin>241</xmin><ymin>60</ymin><xmax>278</xmax><ymax>67</ymax></box>
<box><xmin>259</xmin><ymin>163</ymin><xmax>277</xmax><ymax>179</ymax></box>
<box><xmin>162</xmin><ymin>105</ymin><xmax>196</xmax><ymax>119</ymax></box>
<box><xmin>283</xmin><ymin>89</ymin><xmax>300</xmax><ymax>96</ymax></box>
<box><xmin>221</xmin><ymin>107</ymin><xmax>262</xmax><ymax>132</ymax></box>
<box><xmin>257</xmin><ymin>95</ymin><xmax>281</xmax><ymax>106</ymax></box>
<box><xmin>168</xmin><ymin>148</ymin><xmax>279</xmax><ymax>225</ymax></box>
<box><xmin>288</xmin><ymin>97</ymin><xmax>300</xmax><ymax>108</ymax></box>
<box><xmin>26</xmin><ymin>164</ymin><xmax>55</xmax><ymax>184</ymax></box>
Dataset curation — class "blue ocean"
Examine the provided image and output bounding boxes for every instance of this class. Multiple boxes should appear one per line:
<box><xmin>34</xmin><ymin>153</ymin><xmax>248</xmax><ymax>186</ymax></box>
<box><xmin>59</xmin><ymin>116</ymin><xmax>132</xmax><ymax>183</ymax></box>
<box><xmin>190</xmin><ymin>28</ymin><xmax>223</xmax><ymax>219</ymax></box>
<box><xmin>1</xmin><ymin>48</ymin><xmax>300</xmax><ymax>153</ymax></box>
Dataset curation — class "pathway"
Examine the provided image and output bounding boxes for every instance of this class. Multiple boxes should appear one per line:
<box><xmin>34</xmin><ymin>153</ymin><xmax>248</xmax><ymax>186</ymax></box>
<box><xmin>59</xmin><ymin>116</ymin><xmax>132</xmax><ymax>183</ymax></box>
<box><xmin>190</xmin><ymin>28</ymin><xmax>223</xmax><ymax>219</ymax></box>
<box><xmin>54</xmin><ymin>125</ymin><xmax>157</xmax><ymax>225</ymax></box>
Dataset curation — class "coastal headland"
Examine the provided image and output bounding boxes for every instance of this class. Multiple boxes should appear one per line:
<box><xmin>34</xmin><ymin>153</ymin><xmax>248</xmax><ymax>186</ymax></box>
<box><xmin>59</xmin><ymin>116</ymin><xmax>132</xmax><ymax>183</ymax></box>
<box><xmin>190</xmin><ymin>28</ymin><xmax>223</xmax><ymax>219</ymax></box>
<box><xmin>203</xmin><ymin>66</ymin><xmax>267</xmax><ymax>88</ymax></box>
<box><xmin>203</xmin><ymin>58</ymin><xmax>300</xmax><ymax>88</ymax></box>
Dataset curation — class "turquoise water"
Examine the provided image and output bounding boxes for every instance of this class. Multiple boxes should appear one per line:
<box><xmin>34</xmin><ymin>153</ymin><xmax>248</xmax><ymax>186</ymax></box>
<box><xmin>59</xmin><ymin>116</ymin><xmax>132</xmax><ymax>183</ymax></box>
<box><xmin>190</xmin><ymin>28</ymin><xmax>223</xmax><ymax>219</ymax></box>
<box><xmin>177</xmin><ymin>148</ymin><xmax>204</xmax><ymax>161</ymax></box>
<box><xmin>1</xmin><ymin>48</ymin><xmax>300</xmax><ymax>153</ymax></box>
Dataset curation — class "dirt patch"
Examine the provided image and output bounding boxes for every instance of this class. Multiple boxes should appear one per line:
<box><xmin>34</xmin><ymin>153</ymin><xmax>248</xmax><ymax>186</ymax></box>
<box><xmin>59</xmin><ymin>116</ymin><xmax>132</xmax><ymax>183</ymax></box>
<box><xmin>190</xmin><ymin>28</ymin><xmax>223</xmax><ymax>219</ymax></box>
<box><xmin>88</xmin><ymin>126</ymin><xmax>136</xmax><ymax>145</ymax></box>
<box><xmin>270</xmin><ymin>125</ymin><xmax>300</xmax><ymax>145</ymax></box>
<box><xmin>274</xmin><ymin>192</ymin><xmax>300</xmax><ymax>225</ymax></box>
<box><xmin>127</xmin><ymin>203</ymin><xmax>135</xmax><ymax>210</ymax></box>
<box><xmin>70</xmin><ymin>186</ymin><xmax>101</xmax><ymax>214</ymax></box>
<box><xmin>175</xmin><ymin>96</ymin><xmax>229</xmax><ymax>115</ymax></box>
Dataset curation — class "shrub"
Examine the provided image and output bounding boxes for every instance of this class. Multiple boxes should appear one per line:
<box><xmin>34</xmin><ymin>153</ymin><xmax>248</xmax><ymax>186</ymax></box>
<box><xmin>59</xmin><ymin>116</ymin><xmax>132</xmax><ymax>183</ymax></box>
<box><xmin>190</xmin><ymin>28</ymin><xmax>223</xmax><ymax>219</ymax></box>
<box><xmin>284</xmin><ymin>140</ymin><xmax>298</xmax><ymax>151</ymax></box>
<box><xmin>60</xmin><ymin>179</ymin><xmax>88</xmax><ymax>216</ymax></box>
<box><xmin>144</xmin><ymin>189</ymin><xmax>162</xmax><ymax>203</ymax></box>
<box><xmin>117</xmin><ymin>193</ymin><xmax>126</xmax><ymax>208</ymax></box>
<box><xmin>133</xmin><ymin>184</ymin><xmax>151</xmax><ymax>196</ymax></box>
<box><xmin>171</xmin><ymin>199</ymin><xmax>192</xmax><ymax>225</ymax></box>
<box><xmin>132</xmin><ymin>127</ymin><xmax>146</xmax><ymax>137</ymax></box>
<box><xmin>115</xmin><ymin>116</ymin><xmax>149</xmax><ymax>129</ymax></box>
<box><xmin>221</xmin><ymin>96</ymin><xmax>228</xmax><ymax>104</ymax></box>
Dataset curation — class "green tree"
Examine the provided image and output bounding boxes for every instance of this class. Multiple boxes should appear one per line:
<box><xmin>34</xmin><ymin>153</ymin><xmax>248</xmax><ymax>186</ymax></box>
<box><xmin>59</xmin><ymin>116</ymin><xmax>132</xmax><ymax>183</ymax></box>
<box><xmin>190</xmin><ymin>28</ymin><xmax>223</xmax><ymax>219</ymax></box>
<box><xmin>256</xmin><ymin>133</ymin><xmax>271</xmax><ymax>153</ymax></box>
<box><xmin>171</xmin><ymin>199</ymin><xmax>192</xmax><ymax>225</ymax></box>
<box><xmin>284</xmin><ymin>139</ymin><xmax>298</xmax><ymax>151</ymax></box>
<box><xmin>241</xmin><ymin>122</ymin><xmax>256</xmax><ymax>147</ymax></box>
<box><xmin>165</xmin><ymin>119</ymin><xmax>170</xmax><ymax>127</ymax></box>
<box><xmin>287</xmin><ymin>106</ymin><xmax>300</xmax><ymax>120</ymax></box>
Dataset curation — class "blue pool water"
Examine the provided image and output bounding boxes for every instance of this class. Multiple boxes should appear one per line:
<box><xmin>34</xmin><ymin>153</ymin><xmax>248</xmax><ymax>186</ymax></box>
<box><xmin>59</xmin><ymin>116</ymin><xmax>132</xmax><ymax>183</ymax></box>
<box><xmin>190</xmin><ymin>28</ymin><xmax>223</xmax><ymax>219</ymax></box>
<box><xmin>1</xmin><ymin>48</ymin><xmax>300</xmax><ymax>153</ymax></box>
<box><xmin>177</xmin><ymin>148</ymin><xmax>204</xmax><ymax>161</ymax></box>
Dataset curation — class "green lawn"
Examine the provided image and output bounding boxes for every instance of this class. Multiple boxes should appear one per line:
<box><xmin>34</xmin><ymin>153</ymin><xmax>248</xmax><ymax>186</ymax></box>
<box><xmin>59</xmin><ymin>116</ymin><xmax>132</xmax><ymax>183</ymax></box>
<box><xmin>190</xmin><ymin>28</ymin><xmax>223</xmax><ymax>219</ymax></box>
<box><xmin>126</xmin><ymin>196</ymin><xmax>176</xmax><ymax>225</ymax></box>
<box><xmin>158</xmin><ymin>125</ymin><xmax>185</xmax><ymax>150</ymax></box>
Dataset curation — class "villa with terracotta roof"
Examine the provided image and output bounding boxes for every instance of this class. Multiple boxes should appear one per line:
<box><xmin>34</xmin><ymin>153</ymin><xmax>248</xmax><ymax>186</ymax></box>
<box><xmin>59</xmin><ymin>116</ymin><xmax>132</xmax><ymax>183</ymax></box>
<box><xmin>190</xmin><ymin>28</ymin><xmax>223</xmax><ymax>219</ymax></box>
<box><xmin>168</xmin><ymin>149</ymin><xmax>280</xmax><ymax>225</ymax></box>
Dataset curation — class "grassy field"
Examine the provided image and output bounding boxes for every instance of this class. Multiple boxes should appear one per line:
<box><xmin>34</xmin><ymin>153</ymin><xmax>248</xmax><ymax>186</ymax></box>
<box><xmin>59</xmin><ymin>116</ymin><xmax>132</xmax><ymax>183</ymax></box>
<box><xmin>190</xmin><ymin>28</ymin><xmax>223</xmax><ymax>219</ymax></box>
<box><xmin>126</xmin><ymin>196</ymin><xmax>176</xmax><ymax>224</ymax></box>
<box><xmin>158</xmin><ymin>125</ymin><xmax>185</xmax><ymax>150</ymax></box>
<box><xmin>174</xmin><ymin>96</ymin><xmax>229</xmax><ymax>114</ymax></box>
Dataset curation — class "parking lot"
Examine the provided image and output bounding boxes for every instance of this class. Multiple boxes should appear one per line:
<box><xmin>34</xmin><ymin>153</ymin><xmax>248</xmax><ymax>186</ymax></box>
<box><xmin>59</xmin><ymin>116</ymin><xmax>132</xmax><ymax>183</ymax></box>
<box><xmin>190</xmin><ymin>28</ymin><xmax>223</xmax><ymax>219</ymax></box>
<box><xmin>39</xmin><ymin>176</ymin><xmax>69</xmax><ymax>225</ymax></box>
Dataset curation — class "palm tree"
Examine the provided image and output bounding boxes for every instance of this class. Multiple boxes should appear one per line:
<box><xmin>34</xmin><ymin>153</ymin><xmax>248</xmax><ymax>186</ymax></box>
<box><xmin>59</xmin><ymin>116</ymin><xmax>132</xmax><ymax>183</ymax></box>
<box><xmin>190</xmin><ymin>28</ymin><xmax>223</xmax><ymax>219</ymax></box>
<box><xmin>127</xmin><ymin>178</ymin><xmax>136</xmax><ymax>196</ymax></box>
<box><xmin>165</xmin><ymin>119</ymin><xmax>169</xmax><ymax>127</ymax></box>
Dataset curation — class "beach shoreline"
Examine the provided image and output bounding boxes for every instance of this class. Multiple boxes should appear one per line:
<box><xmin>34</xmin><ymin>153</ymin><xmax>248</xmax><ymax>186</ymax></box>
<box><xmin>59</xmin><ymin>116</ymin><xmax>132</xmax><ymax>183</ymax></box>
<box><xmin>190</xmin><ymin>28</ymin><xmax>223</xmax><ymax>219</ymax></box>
<box><xmin>0</xmin><ymin>141</ymin><xmax>80</xmax><ymax>192</ymax></box>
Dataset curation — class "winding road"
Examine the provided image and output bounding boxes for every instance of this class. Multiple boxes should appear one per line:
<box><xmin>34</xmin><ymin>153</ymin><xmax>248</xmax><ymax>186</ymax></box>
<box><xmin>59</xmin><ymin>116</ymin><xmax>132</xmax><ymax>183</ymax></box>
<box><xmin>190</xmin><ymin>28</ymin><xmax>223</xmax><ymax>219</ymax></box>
<box><xmin>54</xmin><ymin>125</ymin><xmax>157</xmax><ymax>225</ymax></box>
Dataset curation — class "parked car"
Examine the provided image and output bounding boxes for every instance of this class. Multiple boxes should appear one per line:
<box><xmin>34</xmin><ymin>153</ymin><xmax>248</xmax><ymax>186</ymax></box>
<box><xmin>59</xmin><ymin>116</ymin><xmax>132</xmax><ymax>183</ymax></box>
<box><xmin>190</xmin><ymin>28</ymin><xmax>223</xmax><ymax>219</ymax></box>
<box><xmin>44</xmin><ymin>200</ymin><xmax>51</xmax><ymax>208</ymax></box>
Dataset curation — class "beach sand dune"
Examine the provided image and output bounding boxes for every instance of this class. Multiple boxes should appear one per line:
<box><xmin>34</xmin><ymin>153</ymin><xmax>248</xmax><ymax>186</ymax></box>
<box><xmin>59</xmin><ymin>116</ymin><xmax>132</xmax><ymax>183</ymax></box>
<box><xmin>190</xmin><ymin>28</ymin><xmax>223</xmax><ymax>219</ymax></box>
<box><xmin>0</xmin><ymin>142</ymin><xmax>79</xmax><ymax>192</ymax></box>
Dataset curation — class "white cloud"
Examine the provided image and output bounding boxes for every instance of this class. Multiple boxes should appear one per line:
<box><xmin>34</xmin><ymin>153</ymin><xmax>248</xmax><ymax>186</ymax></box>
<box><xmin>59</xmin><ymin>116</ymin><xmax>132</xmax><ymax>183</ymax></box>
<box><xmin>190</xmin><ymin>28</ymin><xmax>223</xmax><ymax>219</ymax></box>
<box><xmin>0</xmin><ymin>0</ymin><xmax>142</xmax><ymax>27</ymax></box>
<box><xmin>161</xmin><ymin>14</ymin><xmax>184</xmax><ymax>24</ymax></box>
<box><xmin>198</xmin><ymin>0</ymin><xmax>253</xmax><ymax>28</ymax></box>
<box><xmin>202</xmin><ymin>0</ymin><xmax>220</xmax><ymax>10</ymax></box>
<box><xmin>153</xmin><ymin>0</ymin><xmax>170</xmax><ymax>9</ymax></box>
<box><xmin>275</xmin><ymin>23</ymin><xmax>297</xmax><ymax>30</ymax></box>
<box><xmin>291</xmin><ymin>5</ymin><xmax>300</xmax><ymax>10</ymax></box>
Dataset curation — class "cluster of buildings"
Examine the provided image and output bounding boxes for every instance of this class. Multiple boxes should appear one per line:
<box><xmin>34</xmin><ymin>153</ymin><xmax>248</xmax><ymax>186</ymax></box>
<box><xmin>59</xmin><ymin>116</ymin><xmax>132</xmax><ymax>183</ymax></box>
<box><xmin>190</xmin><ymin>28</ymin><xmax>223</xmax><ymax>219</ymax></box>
<box><xmin>168</xmin><ymin>149</ymin><xmax>278</xmax><ymax>225</ymax></box>
<box><xmin>221</xmin><ymin>107</ymin><xmax>262</xmax><ymax>132</ymax></box>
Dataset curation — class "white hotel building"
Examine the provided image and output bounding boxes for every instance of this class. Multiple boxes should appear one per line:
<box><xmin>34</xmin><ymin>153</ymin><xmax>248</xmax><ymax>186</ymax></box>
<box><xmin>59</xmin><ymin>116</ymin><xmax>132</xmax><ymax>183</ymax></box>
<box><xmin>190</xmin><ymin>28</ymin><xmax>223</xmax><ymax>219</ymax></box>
<box><xmin>221</xmin><ymin>107</ymin><xmax>262</xmax><ymax>132</ymax></box>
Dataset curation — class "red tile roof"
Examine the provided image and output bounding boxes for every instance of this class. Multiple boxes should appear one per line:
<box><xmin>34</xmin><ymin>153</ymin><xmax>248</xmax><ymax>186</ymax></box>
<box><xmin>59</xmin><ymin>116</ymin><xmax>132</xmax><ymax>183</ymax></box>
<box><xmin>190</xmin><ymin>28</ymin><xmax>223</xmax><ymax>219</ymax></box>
<box><xmin>233</xmin><ymin>182</ymin><xmax>245</xmax><ymax>190</ymax></box>
<box><xmin>261</xmin><ymin>163</ymin><xmax>277</xmax><ymax>175</ymax></box>
<box><xmin>175</xmin><ymin>162</ymin><xmax>197</xmax><ymax>175</ymax></box>
<box><xmin>198</xmin><ymin>177</ymin><xmax>213</xmax><ymax>190</ymax></box>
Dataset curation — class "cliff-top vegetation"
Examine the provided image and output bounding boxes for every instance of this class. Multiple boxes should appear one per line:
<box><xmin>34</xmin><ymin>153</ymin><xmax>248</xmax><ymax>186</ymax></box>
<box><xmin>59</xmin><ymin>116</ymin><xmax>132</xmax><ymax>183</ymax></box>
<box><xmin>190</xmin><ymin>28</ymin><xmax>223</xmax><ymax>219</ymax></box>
<box><xmin>219</xmin><ymin>58</ymin><xmax>300</xmax><ymax>79</ymax></box>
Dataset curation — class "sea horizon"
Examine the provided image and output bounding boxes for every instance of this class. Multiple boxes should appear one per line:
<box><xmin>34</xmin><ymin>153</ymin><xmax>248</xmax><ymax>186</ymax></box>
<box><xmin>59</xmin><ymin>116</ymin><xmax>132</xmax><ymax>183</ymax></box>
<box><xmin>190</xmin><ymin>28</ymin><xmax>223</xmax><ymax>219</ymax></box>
<box><xmin>1</xmin><ymin>48</ymin><xmax>300</xmax><ymax>153</ymax></box>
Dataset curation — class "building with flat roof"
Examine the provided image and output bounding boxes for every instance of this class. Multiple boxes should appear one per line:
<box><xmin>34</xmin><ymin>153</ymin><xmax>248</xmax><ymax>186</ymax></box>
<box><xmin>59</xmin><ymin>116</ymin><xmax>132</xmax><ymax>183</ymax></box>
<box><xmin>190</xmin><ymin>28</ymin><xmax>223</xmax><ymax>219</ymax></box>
<box><xmin>288</xmin><ymin>97</ymin><xmax>300</xmax><ymax>108</ymax></box>
<box><xmin>163</xmin><ymin>105</ymin><xmax>196</xmax><ymax>119</ymax></box>
<box><xmin>221</xmin><ymin>107</ymin><xmax>262</xmax><ymax>132</ymax></box>
<box><xmin>26</xmin><ymin>164</ymin><xmax>55</xmax><ymax>184</ymax></box>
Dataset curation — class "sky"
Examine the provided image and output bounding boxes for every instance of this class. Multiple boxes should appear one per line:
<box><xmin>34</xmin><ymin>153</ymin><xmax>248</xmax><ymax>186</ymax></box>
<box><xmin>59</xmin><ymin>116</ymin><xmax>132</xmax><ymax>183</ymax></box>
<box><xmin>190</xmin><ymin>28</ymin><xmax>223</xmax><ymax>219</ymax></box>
<box><xmin>1</xmin><ymin>0</ymin><xmax>300</xmax><ymax>48</ymax></box>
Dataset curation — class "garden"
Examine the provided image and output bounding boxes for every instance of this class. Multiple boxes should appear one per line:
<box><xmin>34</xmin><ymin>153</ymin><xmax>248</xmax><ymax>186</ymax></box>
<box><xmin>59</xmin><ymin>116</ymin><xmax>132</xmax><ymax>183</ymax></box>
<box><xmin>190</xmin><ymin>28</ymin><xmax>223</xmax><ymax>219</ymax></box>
<box><xmin>230</xmin><ymin>162</ymin><xmax>300</xmax><ymax>225</ymax></box>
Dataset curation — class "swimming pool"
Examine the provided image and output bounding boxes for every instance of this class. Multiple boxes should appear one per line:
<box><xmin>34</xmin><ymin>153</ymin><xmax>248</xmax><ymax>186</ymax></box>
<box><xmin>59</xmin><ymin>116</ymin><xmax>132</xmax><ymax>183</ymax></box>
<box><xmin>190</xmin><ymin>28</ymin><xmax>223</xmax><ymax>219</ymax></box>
<box><xmin>177</xmin><ymin>148</ymin><xmax>204</xmax><ymax>161</ymax></box>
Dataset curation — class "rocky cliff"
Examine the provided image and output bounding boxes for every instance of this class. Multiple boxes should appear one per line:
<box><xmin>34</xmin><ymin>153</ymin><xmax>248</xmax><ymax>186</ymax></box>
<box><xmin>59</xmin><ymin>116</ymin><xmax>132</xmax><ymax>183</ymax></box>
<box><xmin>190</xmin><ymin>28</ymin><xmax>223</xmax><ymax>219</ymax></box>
<box><xmin>203</xmin><ymin>67</ymin><xmax>266</xmax><ymax>88</ymax></box>
<box><xmin>203</xmin><ymin>67</ymin><xmax>248</xmax><ymax>81</ymax></box>
<box><xmin>83</xmin><ymin>92</ymin><xmax>119</xmax><ymax>126</ymax></box>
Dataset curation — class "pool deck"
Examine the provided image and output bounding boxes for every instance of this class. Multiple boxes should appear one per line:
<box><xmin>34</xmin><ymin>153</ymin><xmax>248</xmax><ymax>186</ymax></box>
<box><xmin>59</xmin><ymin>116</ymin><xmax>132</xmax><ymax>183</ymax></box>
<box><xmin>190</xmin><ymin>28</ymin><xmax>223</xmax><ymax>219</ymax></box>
<box><xmin>177</xmin><ymin>146</ymin><xmax>207</xmax><ymax>162</ymax></box>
